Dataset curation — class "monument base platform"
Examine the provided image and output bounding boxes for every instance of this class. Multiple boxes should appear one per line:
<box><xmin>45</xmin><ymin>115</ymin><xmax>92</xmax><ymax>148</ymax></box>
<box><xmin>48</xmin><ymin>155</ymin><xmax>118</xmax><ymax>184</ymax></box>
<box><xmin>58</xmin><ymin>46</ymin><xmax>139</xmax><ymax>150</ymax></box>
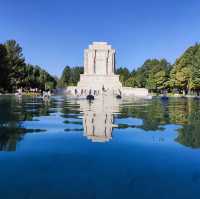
<box><xmin>77</xmin><ymin>74</ymin><xmax>122</xmax><ymax>92</ymax></box>
<box><xmin>65</xmin><ymin>86</ymin><xmax>151</xmax><ymax>99</ymax></box>
<box><xmin>122</xmin><ymin>87</ymin><xmax>150</xmax><ymax>98</ymax></box>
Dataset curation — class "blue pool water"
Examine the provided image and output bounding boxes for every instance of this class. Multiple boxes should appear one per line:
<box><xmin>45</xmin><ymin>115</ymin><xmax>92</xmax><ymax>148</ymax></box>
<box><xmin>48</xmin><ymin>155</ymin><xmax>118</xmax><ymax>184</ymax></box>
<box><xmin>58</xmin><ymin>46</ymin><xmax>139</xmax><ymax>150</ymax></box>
<box><xmin>0</xmin><ymin>95</ymin><xmax>200</xmax><ymax>199</ymax></box>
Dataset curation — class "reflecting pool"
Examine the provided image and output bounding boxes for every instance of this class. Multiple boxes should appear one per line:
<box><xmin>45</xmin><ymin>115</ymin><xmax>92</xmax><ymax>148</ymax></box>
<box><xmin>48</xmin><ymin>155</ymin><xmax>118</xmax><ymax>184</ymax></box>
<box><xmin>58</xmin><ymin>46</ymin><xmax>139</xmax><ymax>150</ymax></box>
<box><xmin>0</xmin><ymin>95</ymin><xmax>200</xmax><ymax>198</ymax></box>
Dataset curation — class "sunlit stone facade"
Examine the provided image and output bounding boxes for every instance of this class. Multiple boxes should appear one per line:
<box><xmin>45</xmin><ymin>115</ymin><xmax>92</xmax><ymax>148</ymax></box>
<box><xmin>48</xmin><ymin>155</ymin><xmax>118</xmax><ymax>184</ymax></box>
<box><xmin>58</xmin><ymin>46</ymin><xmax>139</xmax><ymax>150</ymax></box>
<box><xmin>77</xmin><ymin>42</ymin><xmax>122</xmax><ymax>92</ymax></box>
<box><xmin>66</xmin><ymin>41</ymin><xmax>150</xmax><ymax>98</ymax></box>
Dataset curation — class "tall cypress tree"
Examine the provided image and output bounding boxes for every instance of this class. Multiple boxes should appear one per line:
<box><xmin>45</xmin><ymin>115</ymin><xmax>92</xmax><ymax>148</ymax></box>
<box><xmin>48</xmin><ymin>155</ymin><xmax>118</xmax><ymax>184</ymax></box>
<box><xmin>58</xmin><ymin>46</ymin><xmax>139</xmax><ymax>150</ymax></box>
<box><xmin>0</xmin><ymin>44</ymin><xmax>9</xmax><ymax>92</ymax></box>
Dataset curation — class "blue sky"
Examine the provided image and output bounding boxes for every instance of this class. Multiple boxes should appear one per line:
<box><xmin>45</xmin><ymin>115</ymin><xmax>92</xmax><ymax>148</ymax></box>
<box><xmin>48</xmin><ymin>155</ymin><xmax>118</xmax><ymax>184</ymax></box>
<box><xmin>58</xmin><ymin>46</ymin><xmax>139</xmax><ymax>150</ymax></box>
<box><xmin>0</xmin><ymin>0</ymin><xmax>200</xmax><ymax>77</ymax></box>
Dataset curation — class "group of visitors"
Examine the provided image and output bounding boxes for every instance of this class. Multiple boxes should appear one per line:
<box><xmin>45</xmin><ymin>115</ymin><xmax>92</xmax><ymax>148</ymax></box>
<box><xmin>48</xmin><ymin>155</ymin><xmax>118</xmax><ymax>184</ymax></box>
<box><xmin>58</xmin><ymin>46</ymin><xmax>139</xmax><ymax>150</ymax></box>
<box><xmin>73</xmin><ymin>85</ymin><xmax>122</xmax><ymax>98</ymax></box>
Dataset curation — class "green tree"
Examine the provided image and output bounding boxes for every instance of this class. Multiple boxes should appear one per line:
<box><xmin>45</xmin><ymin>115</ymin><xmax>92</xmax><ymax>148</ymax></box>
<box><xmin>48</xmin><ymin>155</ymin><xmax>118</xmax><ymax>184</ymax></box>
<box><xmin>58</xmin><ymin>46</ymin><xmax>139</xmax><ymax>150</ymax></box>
<box><xmin>169</xmin><ymin>43</ymin><xmax>200</xmax><ymax>95</ymax></box>
<box><xmin>70</xmin><ymin>66</ymin><xmax>83</xmax><ymax>85</ymax></box>
<box><xmin>0</xmin><ymin>44</ymin><xmax>9</xmax><ymax>92</ymax></box>
<box><xmin>59</xmin><ymin>66</ymin><xmax>71</xmax><ymax>87</ymax></box>
<box><xmin>0</xmin><ymin>40</ymin><xmax>56</xmax><ymax>92</ymax></box>
<box><xmin>116</xmin><ymin>67</ymin><xmax>130</xmax><ymax>86</ymax></box>
<box><xmin>132</xmin><ymin>59</ymin><xmax>171</xmax><ymax>92</ymax></box>
<box><xmin>58</xmin><ymin>66</ymin><xmax>83</xmax><ymax>87</ymax></box>
<box><xmin>4</xmin><ymin>40</ymin><xmax>26</xmax><ymax>91</ymax></box>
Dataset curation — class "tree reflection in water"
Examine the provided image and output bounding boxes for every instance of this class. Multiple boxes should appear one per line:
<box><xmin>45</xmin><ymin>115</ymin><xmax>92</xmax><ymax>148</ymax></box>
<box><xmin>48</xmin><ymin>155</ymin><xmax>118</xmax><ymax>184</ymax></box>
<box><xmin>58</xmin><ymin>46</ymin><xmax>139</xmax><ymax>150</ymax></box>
<box><xmin>0</xmin><ymin>96</ymin><xmax>51</xmax><ymax>151</ymax></box>
<box><xmin>176</xmin><ymin>99</ymin><xmax>200</xmax><ymax>148</ymax></box>
<box><xmin>120</xmin><ymin>97</ymin><xmax>200</xmax><ymax>148</ymax></box>
<box><xmin>1</xmin><ymin>96</ymin><xmax>200</xmax><ymax>150</ymax></box>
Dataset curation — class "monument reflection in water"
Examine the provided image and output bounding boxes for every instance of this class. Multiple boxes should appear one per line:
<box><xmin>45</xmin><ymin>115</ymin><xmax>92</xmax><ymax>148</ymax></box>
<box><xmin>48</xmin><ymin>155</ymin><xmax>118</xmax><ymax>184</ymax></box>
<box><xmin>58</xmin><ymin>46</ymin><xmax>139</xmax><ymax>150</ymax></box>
<box><xmin>80</xmin><ymin>96</ymin><xmax>120</xmax><ymax>142</ymax></box>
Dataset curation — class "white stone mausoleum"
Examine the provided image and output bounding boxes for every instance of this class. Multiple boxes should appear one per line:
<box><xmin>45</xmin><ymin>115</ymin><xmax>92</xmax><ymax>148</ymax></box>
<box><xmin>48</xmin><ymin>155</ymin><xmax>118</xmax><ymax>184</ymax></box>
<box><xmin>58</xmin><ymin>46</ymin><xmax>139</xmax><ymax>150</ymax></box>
<box><xmin>77</xmin><ymin>42</ymin><xmax>122</xmax><ymax>92</ymax></box>
<box><xmin>67</xmin><ymin>42</ymin><xmax>150</xmax><ymax>98</ymax></box>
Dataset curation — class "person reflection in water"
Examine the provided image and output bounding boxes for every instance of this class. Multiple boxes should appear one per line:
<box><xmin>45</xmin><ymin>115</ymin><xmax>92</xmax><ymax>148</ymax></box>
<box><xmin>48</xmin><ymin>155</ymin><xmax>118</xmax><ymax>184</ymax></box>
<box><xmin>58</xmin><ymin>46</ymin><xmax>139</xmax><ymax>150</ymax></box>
<box><xmin>79</xmin><ymin>97</ymin><xmax>120</xmax><ymax>142</ymax></box>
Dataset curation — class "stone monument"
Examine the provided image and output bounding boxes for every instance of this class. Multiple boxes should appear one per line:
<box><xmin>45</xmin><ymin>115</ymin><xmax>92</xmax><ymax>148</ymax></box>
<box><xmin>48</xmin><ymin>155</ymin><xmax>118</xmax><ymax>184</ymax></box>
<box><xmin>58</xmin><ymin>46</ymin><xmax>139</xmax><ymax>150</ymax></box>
<box><xmin>66</xmin><ymin>41</ymin><xmax>150</xmax><ymax>98</ymax></box>
<box><xmin>77</xmin><ymin>42</ymin><xmax>122</xmax><ymax>93</ymax></box>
